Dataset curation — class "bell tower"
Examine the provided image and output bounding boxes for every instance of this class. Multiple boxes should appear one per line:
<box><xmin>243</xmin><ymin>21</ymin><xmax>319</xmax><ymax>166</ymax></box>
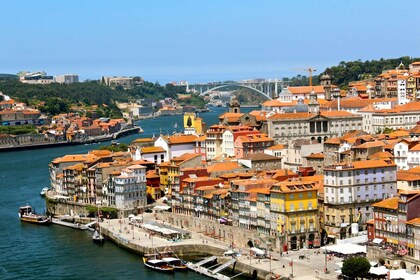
<box><xmin>308</xmin><ymin>90</ymin><xmax>320</xmax><ymax>114</ymax></box>
<box><xmin>229</xmin><ymin>95</ymin><xmax>241</xmax><ymax>113</ymax></box>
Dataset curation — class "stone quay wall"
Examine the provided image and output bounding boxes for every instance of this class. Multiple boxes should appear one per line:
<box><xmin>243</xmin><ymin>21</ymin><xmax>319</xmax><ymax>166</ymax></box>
<box><xmin>101</xmin><ymin>225</ymin><xmax>225</xmax><ymax>257</ymax></box>
<box><xmin>155</xmin><ymin>212</ymin><xmax>272</xmax><ymax>250</ymax></box>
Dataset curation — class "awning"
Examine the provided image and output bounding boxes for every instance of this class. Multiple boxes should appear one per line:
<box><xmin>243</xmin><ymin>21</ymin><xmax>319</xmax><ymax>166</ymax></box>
<box><xmin>327</xmin><ymin>235</ymin><xmax>336</xmax><ymax>238</ymax></box>
<box><xmin>372</xmin><ymin>238</ymin><xmax>383</xmax><ymax>244</ymax></box>
<box><xmin>369</xmin><ymin>266</ymin><xmax>388</xmax><ymax>275</ymax></box>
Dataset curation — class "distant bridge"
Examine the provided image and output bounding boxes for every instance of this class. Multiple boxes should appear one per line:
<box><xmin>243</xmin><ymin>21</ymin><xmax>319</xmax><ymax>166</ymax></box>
<box><xmin>185</xmin><ymin>80</ymin><xmax>290</xmax><ymax>100</ymax></box>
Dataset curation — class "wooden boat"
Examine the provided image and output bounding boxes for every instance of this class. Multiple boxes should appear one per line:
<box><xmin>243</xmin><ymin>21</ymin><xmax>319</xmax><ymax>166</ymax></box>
<box><xmin>92</xmin><ymin>205</ymin><xmax>105</xmax><ymax>244</ymax></box>
<box><xmin>161</xmin><ymin>257</ymin><xmax>188</xmax><ymax>271</ymax></box>
<box><xmin>143</xmin><ymin>256</ymin><xmax>174</xmax><ymax>273</ymax></box>
<box><xmin>18</xmin><ymin>205</ymin><xmax>51</xmax><ymax>225</ymax></box>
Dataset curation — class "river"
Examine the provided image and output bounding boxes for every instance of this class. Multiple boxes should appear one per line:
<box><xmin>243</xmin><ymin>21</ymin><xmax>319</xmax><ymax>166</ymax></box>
<box><xmin>0</xmin><ymin>106</ymin><xmax>257</xmax><ymax>280</ymax></box>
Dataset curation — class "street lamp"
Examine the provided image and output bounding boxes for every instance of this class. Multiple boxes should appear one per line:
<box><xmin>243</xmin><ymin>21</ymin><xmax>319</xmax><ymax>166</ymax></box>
<box><xmin>266</xmin><ymin>241</ymin><xmax>272</xmax><ymax>277</ymax></box>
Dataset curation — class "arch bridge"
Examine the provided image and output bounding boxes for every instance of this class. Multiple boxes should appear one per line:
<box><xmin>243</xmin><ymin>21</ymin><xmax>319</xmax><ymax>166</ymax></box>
<box><xmin>188</xmin><ymin>80</ymin><xmax>290</xmax><ymax>100</ymax></box>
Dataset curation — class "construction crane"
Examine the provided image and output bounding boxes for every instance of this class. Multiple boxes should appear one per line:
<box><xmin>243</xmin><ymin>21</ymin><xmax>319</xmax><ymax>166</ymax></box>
<box><xmin>293</xmin><ymin>68</ymin><xmax>317</xmax><ymax>89</ymax></box>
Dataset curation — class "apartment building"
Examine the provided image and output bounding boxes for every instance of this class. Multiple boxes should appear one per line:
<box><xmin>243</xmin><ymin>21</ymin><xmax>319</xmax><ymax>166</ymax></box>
<box><xmin>323</xmin><ymin>159</ymin><xmax>397</xmax><ymax>240</ymax></box>
<box><xmin>270</xmin><ymin>180</ymin><xmax>320</xmax><ymax>250</ymax></box>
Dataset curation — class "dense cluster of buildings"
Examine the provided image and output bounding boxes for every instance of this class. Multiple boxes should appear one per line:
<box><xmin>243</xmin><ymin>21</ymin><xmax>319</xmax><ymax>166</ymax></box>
<box><xmin>0</xmin><ymin>96</ymin><xmax>128</xmax><ymax>147</ymax></box>
<box><xmin>45</xmin><ymin>61</ymin><xmax>420</xmax><ymax>271</ymax></box>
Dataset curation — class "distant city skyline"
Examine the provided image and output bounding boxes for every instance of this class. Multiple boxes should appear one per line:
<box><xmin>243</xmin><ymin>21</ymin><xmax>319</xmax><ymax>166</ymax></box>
<box><xmin>1</xmin><ymin>0</ymin><xmax>420</xmax><ymax>83</ymax></box>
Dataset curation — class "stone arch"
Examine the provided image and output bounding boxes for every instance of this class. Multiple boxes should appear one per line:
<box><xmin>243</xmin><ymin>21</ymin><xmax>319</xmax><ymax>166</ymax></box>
<box><xmin>400</xmin><ymin>261</ymin><xmax>406</xmax><ymax>269</ymax></box>
<box><xmin>290</xmin><ymin>236</ymin><xmax>297</xmax><ymax>250</ymax></box>
<box><xmin>308</xmin><ymin>233</ymin><xmax>315</xmax><ymax>249</ymax></box>
<box><xmin>299</xmin><ymin>235</ymin><xmax>306</xmax><ymax>249</ymax></box>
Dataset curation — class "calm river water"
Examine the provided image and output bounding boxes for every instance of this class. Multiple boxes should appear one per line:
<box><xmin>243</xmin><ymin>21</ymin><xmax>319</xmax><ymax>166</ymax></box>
<box><xmin>0</xmin><ymin>106</ymin><xmax>256</xmax><ymax>280</ymax></box>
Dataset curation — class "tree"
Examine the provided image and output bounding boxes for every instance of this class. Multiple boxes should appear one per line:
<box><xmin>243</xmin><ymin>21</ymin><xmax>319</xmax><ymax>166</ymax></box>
<box><xmin>186</xmin><ymin>116</ymin><xmax>192</xmax><ymax>127</ymax></box>
<box><xmin>342</xmin><ymin>257</ymin><xmax>371</xmax><ymax>279</ymax></box>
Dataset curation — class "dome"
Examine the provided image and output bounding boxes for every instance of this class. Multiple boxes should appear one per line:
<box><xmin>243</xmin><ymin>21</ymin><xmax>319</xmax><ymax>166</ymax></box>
<box><xmin>230</xmin><ymin>95</ymin><xmax>240</xmax><ymax>106</ymax></box>
<box><xmin>279</xmin><ymin>88</ymin><xmax>292</xmax><ymax>96</ymax></box>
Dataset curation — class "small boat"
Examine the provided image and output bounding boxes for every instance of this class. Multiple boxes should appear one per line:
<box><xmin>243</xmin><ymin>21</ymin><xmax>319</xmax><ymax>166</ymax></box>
<box><xmin>161</xmin><ymin>257</ymin><xmax>188</xmax><ymax>271</ymax></box>
<box><xmin>143</xmin><ymin>257</ymin><xmax>174</xmax><ymax>273</ymax></box>
<box><xmin>18</xmin><ymin>205</ymin><xmax>51</xmax><ymax>225</ymax></box>
<box><xmin>40</xmin><ymin>187</ymin><xmax>49</xmax><ymax>197</ymax></box>
<box><xmin>92</xmin><ymin>229</ymin><xmax>105</xmax><ymax>244</ymax></box>
<box><xmin>92</xmin><ymin>204</ymin><xmax>105</xmax><ymax>244</ymax></box>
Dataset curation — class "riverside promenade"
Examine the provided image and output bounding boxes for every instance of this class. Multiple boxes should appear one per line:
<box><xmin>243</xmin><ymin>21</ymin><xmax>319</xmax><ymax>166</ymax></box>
<box><xmin>100</xmin><ymin>212</ymin><xmax>341</xmax><ymax>280</ymax></box>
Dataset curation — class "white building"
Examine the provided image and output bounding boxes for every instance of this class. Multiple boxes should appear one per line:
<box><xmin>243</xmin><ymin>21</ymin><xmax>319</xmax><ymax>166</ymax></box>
<box><xmin>397</xmin><ymin>75</ymin><xmax>409</xmax><ymax>105</ymax></box>
<box><xmin>114</xmin><ymin>165</ymin><xmax>147</xmax><ymax>210</ymax></box>
<box><xmin>324</xmin><ymin>159</ymin><xmax>397</xmax><ymax>239</ymax></box>
<box><xmin>154</xmin><ymin>134</ymin><xmax>198</xmax><ymax>160</ymax></box>
<box><xmin>54</xmin><ymin>74</ymin><xmax>79</xmax><ymax>84</ymax></box>
<box><xmin>360</xmin><ymin>102</ymin><xmax>420</xmax><ymax>134</ymax></box>
<box><xmin>133</xmin><ymin>146</ymin><xmax>168</xmax><ymax>164</ymax></box>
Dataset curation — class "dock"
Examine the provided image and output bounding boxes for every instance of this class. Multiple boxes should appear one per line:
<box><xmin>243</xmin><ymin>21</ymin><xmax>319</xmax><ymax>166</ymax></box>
<box><xmin>186</xmin><ymin>256</ymin><xmax>237</xmax><ymax>280</ymax></box>
<box><xmin>52</xmin><ymin>218</ymin><xmax>88</xmax><ymax>230</ymax></box>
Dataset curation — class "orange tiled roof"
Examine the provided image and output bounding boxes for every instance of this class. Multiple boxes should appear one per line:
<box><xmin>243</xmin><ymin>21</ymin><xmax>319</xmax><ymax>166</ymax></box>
<box><xmin>141</xmin><ymin>146</ymin><xmax>166</xmax><ymax>154</ymax></box>
<box><xmin>168</xmin><ymin>134</ymin><xmax>198</xmax><ymax>144</ymax></box>
<box><xmin>406</xmin><ymin>218</ymin><xmax>420</xmax><ymax>225</ymax></box>
<box><xmin>219</xmin><ymin>112</ymin><xmax>243</xmax><ymax>121</ymax></box>
<box><xmin>372</xmin><ymin>197</ymin><xmax>399</xmax><ymax>209</ymax></box>
<box><xmin>270</xmin><ymin>180</ymin><xmax>318</xmax><ymax>193</ymax></box>
<box><xmin>397</xmin><ymin>172</ymin><xmax>420</xmax><ymax>181</ymax></box>
<box><xmin>409</xmin><ymin>143</ymin><xmax>420</xmax><ymax>152</ymax></box>
<box><xmin>268</xmin><ymin>112</ymin><xmax>312</xmax><ymax>121</ymax></box>
<box><xmin>368</xmin><ymin>151</ymin><xmax>394</xmax><ymax>160</ymax></box>
<box><xmin>207</xmin><ymin>162</ymin><xmax>242</xmax><ymax>173</ymax></box>
<box><xmin>305</xmin><ymin>152</ymin><xmax>324</xmax><ymax>159</ymax></box>
<box><xmin>325</xmin><ymin>159</ymin><xmax>396</xmax><ymax>170</ymax></box>
<box><xmin>266</xmin><ymin>144</ymin><xmax>286</xmax><ymax>150</ymax></box>
<box><xmin>132</xmin><ymin>138</ymin><xmax>155</xmax><ymax>143</ymax></box>
<box><xmin>389</xmin><ymin>129</ymin><xmax>409</xmax><ymax>138</ymax></box>
<box><xmin>288</xmin><ymin>85</ymin><xmax>325</xmax><ymax>94</ymax></box>
<box><xmin>52</xmin><ymin>154</ymin><xmax>99</xmax><ymax>164</ymax></box>
<box><xmin>324</xmin><ymin>137</ymin><xmax>340</xmax><ymax>145</ymax></box>
<box><xmin>352</xmin><ymin>141</ymin><xmax>385</xmax><ymax>149</ymax></box>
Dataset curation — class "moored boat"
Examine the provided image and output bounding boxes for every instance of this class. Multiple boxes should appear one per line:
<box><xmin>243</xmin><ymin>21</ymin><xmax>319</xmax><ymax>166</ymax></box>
<box><xmin>143</xmin><ymin>256</ymin><xmax>174</xmax><ymax>273</ymax></box>
<box><xmin>18</xmin><ymin>205</ymin><xmax>51</xmax><ymax>225</ymax></box>
<box><xmin>92</xmin><ymin>229</ymin><xmax>105</xmax><ymax>244</ymax></box>
<box><xmin>40</xmin><ymin>187</ymin><xmax>49</xmax><ymax>197</ymax></box>
<box><xmin>161</xmin><ymin>257</ymin><xmax>188</xmax><ymax>271</ymax></box>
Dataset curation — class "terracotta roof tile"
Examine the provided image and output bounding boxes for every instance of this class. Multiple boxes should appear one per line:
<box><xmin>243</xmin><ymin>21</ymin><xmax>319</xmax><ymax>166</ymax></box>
<box><xmin>372</xmin><ymin>197</ymin><xmax>399</xmax><ymax>209</ymax></box>
<box><xmin>305</xmin><ymin>152</ymin><xmax>324</xmax><ymax>159</ymax></box>
<box><xmin>141</xmin><ymin>146</ymin><xmax>166</xmax><ymax>154</ymax></box>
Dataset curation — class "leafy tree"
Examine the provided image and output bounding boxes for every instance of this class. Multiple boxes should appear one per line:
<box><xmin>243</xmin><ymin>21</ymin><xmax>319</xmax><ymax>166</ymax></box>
<box><xmin>98</xmin><ymin>143</ymin><xmax>128</xmax><ymax>152</ymax></box>
<box><xmin>186</xmin><ymin>116</ymin><xmax>192</xmax><ymax>127</ymax></box>
<box><xmin>382</xmin><ymin>127</ymin><xmax>394</xmax><ymax>134</ymax></box>
<box><xmin>342</xmin><ymin>257</ymin><xmax>371</xmax><ymax>280</ymax></box>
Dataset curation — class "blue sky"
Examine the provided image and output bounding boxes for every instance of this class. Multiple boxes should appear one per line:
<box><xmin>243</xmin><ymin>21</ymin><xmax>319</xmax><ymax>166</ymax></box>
<box><xmin>1</xmin><ymin>0</ymin><xmax>419</xmax><ymax>83</ymax></box>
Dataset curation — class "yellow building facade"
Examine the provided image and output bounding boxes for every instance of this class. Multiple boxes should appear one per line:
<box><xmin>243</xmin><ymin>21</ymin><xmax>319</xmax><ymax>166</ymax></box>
<box><xmin>270</xmin><ymin>181</ymin><xmax>320</xmax><ymax>250</ymax></box>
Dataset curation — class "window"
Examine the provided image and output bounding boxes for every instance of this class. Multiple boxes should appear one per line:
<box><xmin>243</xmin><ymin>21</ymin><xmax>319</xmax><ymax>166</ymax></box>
<box><xmin>290</xmin><ymin>204</ymin><xmax>295</xmax><ymax>211</ymax></box>
<box><xmin>298</xmin><ymin>193</ymin><xmax>303</xmax><ymax>199</ymax></box>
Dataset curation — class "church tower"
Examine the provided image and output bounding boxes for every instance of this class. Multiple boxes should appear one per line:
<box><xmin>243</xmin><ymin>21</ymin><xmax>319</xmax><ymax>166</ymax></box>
<box><xmin>308</xmin><ymin>90</ymin><xmax>320</xmax><ymax>114</ymax></box>
<box><xmin>320</xmin><ymin>74</ymin><xmax>332</xmax><ymax>100</ymax></box>
<box><xmin>229</xmin><ymin>95</ymin><xmax>241</xmax><ymax>113</ymax></box>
